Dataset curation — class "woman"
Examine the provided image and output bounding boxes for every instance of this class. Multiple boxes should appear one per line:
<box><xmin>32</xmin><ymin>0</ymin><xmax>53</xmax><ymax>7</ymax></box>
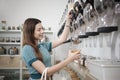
<box><xmin>22</xmin><ymin>14</ymin><xmax>80</xmax><ymax>80</ymax></box>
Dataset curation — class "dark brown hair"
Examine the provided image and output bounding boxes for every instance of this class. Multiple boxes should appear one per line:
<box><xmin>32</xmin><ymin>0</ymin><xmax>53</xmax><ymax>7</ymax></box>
<box><xmin>23</xmin><ymin>18</ymin><xmax>43</xmax><ymax>61</ymax></box>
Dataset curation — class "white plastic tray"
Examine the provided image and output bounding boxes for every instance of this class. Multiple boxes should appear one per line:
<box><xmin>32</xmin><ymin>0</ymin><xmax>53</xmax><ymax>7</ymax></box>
<box><xmin>87</xmin><ymin>60</ymin><xmax>120</xmax><ymax>80</ymax></box>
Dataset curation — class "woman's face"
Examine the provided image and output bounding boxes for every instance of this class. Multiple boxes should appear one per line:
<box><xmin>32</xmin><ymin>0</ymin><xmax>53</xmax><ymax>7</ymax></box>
<box><xmin>34</xmin><ymin>22</ymin><xmax>44</xmax><ymax>40</ymax></box>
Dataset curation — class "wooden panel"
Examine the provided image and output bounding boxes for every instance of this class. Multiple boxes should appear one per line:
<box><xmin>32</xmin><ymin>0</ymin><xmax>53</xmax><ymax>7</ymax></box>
<box><xmin>0</xmin><ymin>56</ymin><xmax>20</xmax><ymax>68</ymax></box>
<box><xmin>84</xmin><ymin>73</ymin><xmax>97</xmax><ymax>80</ymax></box>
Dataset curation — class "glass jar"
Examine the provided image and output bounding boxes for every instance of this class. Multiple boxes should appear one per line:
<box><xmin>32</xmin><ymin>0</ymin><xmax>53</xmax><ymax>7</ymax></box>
<box><xmin>15</xmin><ymin>37</ymin><xmax>20</xmax><ymax>42</ymax></box>
<box><xmin>8</xmin><ymin>47</ymin><xmax>14</xmax><ymax>55</ymax></box>
<box><xmin>1</xmin><ymin>21</ymin><xmax>7</xmax><ymax>30</ymax></box>
<box><xmin>5</xmin><ymin>37</ymin><xmax>10</xmax><ymax>42</ymax></box>
<box><xmin>11</xmin><ymin>37</ymin><xmax>15</xmax><ymax>42</ymax></box>
<box><xmin>94</xmin><ymin>0</ymin><xmax>118</xmax><ymax>33</ymax></box>
<box><xmin>0</xmin><ymin>47</ymin><xmax>6</xmax><ymax>55</ymax></box>
<box><xmin>12</xmin><ymin>26</ymin><xmax>15</xmax><ymax>30</ymax></box>
<box><xmin>13</xmin><ymin>47</ymin><xmax>18</xmax><ymax>54</ymax></box>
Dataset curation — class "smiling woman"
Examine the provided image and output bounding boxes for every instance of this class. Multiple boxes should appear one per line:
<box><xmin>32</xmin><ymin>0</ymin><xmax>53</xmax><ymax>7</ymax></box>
<box><xmin>22</xmin><ymin>14</ymin><xmax>80</xmax><ymax>80</ymax></box>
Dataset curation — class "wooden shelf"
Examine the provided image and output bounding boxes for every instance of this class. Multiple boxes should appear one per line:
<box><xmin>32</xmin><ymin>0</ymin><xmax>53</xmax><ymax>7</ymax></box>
<box><xmin>0</xmin><ymin>30</ymin><xmax>21</xmax><ymax>33</ymax></box>
<box><xmin>0</xmin><ymin>67</ymin><xmax>20</xmax><ymax>69</ymax></box>
<box><xmin>0</xmin><ymin>42</ymin><xmax>20</xmax><ymax>45</ymax></box>
<box><xmin>0</xmin><ymin>55</ymin><xmax>20</xmax><ymax>57</ymax></box>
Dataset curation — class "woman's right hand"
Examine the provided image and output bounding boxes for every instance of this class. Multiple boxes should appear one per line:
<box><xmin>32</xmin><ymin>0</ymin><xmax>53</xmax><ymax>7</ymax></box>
<box><xmin>67</xmin><ymin>50</ymin><xmax>81</xmax><ymax>61</ymax></box>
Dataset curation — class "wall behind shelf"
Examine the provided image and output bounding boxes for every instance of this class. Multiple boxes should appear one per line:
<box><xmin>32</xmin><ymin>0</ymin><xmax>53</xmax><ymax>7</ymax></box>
<box><xmin>0</xmin><ymin>0</ymin><xmax>67</xmax><ymax>32</ymax></box>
